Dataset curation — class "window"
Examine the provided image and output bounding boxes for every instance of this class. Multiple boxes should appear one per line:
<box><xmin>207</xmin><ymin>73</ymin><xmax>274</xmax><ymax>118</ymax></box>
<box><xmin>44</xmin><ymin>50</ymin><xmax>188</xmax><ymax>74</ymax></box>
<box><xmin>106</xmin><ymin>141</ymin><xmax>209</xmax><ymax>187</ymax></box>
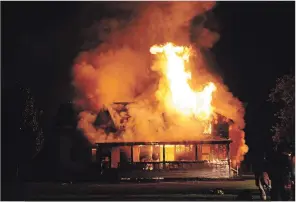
<box><xmin>202</xmin><ymin>144</ymin><xmax>211</xmax><ymax>161</ymax></box>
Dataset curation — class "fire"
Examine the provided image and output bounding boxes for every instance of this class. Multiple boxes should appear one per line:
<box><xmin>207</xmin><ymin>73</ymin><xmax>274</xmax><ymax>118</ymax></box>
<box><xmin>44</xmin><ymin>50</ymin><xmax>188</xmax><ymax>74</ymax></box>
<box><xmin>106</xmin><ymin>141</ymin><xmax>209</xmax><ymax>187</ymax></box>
<box><xmin>72</xmin><ymin>2</ymin><xmax>249</xmax><ymax>167</ymax></box>
<box><xmin>150</xmin><ymin>43</ymin><xmax>216</xmax><ymax>133</ymax></box>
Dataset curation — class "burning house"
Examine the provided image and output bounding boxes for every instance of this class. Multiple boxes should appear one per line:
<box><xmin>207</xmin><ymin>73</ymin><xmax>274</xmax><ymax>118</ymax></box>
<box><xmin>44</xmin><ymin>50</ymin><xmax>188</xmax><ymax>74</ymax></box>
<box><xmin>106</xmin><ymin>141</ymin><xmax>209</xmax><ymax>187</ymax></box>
<box><xmin>90</xmin><ymin>102</ymin><xmax>235</xmax><ymax>179</ymax></box>
<box><xmin>71</xmin><ymin>42</ymin><xmax>247</xmax><ymax>180</ymax></box>
<box><xmin>71</xmin><ymin>2</ymin><xmax>248</xmax><ymax>180</ymax></box>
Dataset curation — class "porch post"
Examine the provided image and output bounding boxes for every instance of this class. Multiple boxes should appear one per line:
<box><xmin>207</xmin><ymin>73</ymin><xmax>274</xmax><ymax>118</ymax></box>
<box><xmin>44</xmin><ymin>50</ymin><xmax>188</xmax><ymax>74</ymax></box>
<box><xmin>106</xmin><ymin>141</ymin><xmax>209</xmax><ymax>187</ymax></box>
<box><xmin>195</xmin><ymin>144</ymin><xmax>198</xmax><ymax>161</ymax></box>
<box><xmin>163</xmin><ymin>144</ymin><xmax>166</xmax><ymax>168</ymax></box>
<box><xmin>227</xmin><ymin>143</ymin><xmax>231</xmax><ymax>178</ymax></box>
<box><xmin>109</xmin><ymin>148</ymin><xmax>112</xmax><ymax>168</ymax></box>
<box><xmin>96</xmin><ymin>146</ymin><xmax>100</xmax><ymax>163</ymax></box>
<box><xmin>130</xmin><ymin>145</ymin><xmax>134</xmax><ymax>163</ymax></box>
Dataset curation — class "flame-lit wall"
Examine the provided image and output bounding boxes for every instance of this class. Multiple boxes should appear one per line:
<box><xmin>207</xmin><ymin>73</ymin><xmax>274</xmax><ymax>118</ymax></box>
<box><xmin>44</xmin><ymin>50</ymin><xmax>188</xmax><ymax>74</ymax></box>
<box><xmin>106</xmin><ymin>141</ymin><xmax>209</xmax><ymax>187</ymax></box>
<box><xmin>112</xmin><ymin>143</ymin><xmax>231</xmax><ymax>179</ymax></box>
<box><xmin>88</xmin><ymin>141</ymin><xmax>233</xmax><ymax>179</ymax></box>
<box><xmin>95</xmin><ymin>143</ymin><xmax>229</xmax><ymax>167</ymax></box>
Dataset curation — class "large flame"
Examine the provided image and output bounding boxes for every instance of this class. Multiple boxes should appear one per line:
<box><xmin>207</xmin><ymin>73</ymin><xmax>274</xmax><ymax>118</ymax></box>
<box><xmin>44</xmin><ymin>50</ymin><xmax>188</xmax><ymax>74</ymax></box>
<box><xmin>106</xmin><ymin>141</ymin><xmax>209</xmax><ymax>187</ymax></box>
<box><xmin>150</xmin><ymin>43</ymin><xmax>216</xmax><ymax>133</ymax></box>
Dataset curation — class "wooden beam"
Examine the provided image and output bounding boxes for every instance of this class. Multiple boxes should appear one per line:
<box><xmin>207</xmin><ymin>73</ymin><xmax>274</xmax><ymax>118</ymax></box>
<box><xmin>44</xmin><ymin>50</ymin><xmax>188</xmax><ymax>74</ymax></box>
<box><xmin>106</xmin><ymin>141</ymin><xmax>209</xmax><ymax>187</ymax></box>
<box><xmin>96</xmin><ymin>140</ymin><xmax>232</xmax><ymax>147</ymax></box>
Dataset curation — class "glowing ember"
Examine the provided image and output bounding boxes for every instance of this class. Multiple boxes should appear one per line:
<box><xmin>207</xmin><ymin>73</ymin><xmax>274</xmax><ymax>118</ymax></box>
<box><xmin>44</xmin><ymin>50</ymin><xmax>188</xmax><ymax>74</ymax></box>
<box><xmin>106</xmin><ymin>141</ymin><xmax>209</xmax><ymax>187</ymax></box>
<box><xmin>150</xmin><ymin>43</ymin><xmax>216</xmax><ymax>133</ymax></box>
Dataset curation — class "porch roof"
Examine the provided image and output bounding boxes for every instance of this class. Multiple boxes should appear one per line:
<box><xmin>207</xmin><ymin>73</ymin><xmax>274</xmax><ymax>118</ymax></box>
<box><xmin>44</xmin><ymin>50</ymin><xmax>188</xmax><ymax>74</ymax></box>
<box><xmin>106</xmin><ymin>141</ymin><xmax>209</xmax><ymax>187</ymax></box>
<box><xmin>95</xmin><ymin>139</ymin><xmax>232</xmax><ymax>147</ymax></box>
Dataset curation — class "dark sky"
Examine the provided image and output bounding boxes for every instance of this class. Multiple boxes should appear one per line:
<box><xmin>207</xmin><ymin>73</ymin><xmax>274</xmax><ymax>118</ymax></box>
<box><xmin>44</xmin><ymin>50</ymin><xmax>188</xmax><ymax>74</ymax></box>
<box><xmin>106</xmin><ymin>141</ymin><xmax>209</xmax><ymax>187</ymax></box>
<box><xmin>212</xmin><ymin>2</ymin><xmax>295</xmax><ymax>155</ymax></box>
<box><xmin>2</xmin><ymin>2</ymin><xmax>295</xmax><ymax>158</ymax></box>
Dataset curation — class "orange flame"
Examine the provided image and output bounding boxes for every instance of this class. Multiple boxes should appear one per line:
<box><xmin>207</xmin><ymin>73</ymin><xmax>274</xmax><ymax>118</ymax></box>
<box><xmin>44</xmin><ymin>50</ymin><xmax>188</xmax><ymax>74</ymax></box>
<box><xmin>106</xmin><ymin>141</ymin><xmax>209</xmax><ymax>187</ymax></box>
<box><xmin>150</xmin><ymin>43</ymin><xmax>216</xmax><ymax>133</ymax></box>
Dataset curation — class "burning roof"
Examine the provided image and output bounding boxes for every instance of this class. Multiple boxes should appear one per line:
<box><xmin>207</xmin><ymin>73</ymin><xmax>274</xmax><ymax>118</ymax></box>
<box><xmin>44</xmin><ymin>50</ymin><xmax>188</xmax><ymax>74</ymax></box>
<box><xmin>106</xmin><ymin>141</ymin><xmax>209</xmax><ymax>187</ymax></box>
<box><xmin>93</xmin><ymin>101</ymin><xmax>233</xmax><ymax>142</ymax></box>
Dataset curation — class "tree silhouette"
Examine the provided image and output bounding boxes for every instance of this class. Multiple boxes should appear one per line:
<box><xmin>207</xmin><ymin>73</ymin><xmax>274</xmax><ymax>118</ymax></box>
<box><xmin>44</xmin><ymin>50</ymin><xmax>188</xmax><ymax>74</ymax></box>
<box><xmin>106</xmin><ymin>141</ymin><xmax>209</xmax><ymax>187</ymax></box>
<box><xmin>268</xmin><ymin>74</ymin><xmax>295</xmax><ymax>146</ymax></box>
<box><xmin>2</xmin><ymin>82</ymin><xmax>45</xmax><ymax>201</ymax></box>
<box><xmin>21</xmin><ymin>87</ymin><xmax>44</xmax><ymax>159</ymax></box>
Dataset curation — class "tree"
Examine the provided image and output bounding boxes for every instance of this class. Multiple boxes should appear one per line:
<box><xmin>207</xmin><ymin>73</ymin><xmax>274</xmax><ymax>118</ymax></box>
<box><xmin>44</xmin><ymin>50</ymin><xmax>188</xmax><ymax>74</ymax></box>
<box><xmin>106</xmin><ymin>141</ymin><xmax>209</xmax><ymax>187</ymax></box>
<box><xmin>2</xmin><ymin>82</ymin><xmax>45</xmax><ymax>200</ymax></box>
<box><xmin>21</xmin><ymin>87</ymin><xmax>45</xmax><ymax>159</ymax></box>
<box><xmin>268</xmin><ymin>74</ymin><xmax>295</xmax><ymax>146</ymax></box>
<box><xmin>3</xmin><ymin>83</ymin><xmax>45</xmax><ymax>173</ymax></box>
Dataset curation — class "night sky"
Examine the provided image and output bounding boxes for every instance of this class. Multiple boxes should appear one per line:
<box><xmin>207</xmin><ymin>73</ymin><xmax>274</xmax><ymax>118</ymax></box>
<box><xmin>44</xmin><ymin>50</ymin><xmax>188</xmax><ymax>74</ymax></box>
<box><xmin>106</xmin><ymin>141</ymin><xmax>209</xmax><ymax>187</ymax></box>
<box><xmin>2</xmin><ymin>2</ymin><xmax>295</xmax><ymax>161</ymax></box>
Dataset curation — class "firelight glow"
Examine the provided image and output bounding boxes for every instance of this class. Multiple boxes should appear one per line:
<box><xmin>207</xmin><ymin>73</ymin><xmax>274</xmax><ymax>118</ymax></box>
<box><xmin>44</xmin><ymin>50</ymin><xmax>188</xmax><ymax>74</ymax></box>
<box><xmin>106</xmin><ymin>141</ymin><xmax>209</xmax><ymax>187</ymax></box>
<box><xmin>150</xmin><ymin>43</ymin><xmax>216</xmax><ymax>133</ymax></box>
